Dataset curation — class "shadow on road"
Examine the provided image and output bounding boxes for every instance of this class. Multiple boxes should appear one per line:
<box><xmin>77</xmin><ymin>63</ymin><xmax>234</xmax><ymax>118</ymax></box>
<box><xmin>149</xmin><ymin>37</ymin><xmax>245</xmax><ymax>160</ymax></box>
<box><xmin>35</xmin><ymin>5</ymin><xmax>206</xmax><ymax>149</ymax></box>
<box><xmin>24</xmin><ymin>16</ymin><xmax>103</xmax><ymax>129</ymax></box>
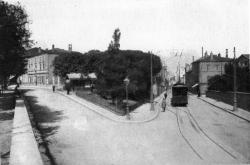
<box><xmin>21</xmin><ymin>89</ymin><xmax>63</xmax><ymax>165</ymax></box>
<box><xmin>22</xmin><ymin>89</ymin><xmax>63</xmax><ymax>140</ymax></box>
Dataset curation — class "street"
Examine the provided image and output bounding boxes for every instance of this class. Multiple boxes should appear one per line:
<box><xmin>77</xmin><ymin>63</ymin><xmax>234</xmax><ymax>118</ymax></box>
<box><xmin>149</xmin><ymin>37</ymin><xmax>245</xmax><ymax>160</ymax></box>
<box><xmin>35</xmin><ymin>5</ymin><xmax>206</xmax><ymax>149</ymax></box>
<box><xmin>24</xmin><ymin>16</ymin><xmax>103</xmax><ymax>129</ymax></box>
<box><xmin>22</xmin><ymin>88</ymin><xmax>250</xmax><ymax>164</ymax></box>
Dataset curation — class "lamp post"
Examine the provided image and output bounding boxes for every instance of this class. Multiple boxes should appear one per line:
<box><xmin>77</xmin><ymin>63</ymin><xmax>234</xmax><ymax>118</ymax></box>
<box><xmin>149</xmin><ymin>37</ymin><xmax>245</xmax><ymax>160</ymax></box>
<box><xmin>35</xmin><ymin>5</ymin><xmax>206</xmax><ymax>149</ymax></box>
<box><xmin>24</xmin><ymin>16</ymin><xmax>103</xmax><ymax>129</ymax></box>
<box><xmin>35</xmin><ymin>70</ymin><xmax>37</xmax><ymax>86</ymax></box>
<box><xmin>124</xmin><ymin>77</ymin><xmax>130</xmax><ymax>120</ymax></box>
<box><xmin>233</xmin><ymin>47</ymin><xmax>237</xmax><ymax>111</ymax></box>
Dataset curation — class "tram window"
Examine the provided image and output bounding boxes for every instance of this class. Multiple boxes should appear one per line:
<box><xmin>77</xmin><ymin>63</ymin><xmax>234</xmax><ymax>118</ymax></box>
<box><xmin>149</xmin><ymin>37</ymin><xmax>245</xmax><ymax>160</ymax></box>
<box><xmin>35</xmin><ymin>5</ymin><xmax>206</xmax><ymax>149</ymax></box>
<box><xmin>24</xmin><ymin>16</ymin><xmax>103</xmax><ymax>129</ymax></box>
<box><xmin>173</xmin><ymin>87</ymin><xmax>187</xmax><ymax>96</ymax></box>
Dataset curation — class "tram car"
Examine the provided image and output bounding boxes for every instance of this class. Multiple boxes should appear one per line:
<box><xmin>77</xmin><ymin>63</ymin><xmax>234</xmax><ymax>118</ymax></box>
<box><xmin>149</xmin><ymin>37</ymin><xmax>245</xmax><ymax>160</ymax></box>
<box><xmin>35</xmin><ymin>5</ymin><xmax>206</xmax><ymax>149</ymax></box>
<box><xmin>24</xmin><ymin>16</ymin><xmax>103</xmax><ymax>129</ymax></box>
<box><xmin>171</xmin><ymin>83</ymin><xmax>188</xmax><ymax>106</ymax></box>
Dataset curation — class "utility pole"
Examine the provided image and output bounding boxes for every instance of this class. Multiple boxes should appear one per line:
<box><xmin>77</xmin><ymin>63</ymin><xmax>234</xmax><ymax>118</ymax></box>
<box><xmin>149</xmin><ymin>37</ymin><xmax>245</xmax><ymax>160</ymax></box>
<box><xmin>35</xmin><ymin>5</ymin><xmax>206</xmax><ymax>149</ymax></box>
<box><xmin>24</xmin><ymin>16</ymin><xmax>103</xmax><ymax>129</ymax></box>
<box><xmin>233</xmin><ymin>47</ymin><xmax>237</xmax><ymax>111</ymax></box>
<box><xmin>178</xmin><ymin>51</ymin><xmax>183</xmax><ymax>83</ymax></box>
<box><xmin>150</xmin><ymin>51</ymin><xmax>155</xmax><ymax>111</ymax></box>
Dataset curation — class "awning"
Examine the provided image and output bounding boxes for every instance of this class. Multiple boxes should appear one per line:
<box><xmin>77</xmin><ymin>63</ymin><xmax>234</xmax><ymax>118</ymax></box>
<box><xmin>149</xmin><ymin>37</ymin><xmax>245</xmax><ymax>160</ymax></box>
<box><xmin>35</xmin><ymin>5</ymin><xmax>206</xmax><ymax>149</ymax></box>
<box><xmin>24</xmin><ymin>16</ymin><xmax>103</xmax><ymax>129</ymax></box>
<box><xmin>88</xmin><ymin>73</ymin><xmax>97</xmax><ymax>79</ymax></box>
<box><xmin>67</xmin><ymin>73</ymin><xmax>87</xmax><ymax>79</ymax></box>
<box><xmin>192</xmin><ymin>83</ymin><xmax>199</xmax><ymax>88</ymax></box>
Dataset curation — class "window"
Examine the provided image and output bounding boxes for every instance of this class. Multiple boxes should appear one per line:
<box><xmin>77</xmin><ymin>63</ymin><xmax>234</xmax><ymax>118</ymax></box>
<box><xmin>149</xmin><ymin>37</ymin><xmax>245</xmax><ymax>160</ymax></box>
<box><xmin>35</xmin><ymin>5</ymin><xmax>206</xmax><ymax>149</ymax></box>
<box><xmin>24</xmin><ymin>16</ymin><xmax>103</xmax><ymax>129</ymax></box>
<box><xmin>39</xmin><ymin>57</ymin><xmax>42</xmax><ymax>70</ymax></box>
<box><xmin>216</xmin><ymin>65</ymin><xmax>219</xmax><ymax>70</ymax></box>
<box><xmin>207</xmin><ymin>64</ymin><xmax>210</xmax><ymax>71</ymax></box>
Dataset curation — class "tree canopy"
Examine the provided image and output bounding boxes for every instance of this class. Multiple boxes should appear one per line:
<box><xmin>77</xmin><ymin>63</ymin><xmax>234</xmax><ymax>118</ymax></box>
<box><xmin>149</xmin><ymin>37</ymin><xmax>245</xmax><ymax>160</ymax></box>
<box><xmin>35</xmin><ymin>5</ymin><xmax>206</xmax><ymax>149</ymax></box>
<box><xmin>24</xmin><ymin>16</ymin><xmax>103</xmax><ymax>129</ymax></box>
<box><xmin>53</xmin><ymin>50</ymin><xmax>162</xmax><ymax>100</ymax></box>
<box><xmin>0</xmin><ymin>1</ymin><xmax>32</xmax><ymax>86</ymax></box>
<box><xmin>208</xmin><ymin>63</ymin><xmax>250</xmax><ymax>92</ymax></box>
<box><xmin>53</xmin><ymin>52</ymin><xmax>88</xmax><ymax>77</ymax></box>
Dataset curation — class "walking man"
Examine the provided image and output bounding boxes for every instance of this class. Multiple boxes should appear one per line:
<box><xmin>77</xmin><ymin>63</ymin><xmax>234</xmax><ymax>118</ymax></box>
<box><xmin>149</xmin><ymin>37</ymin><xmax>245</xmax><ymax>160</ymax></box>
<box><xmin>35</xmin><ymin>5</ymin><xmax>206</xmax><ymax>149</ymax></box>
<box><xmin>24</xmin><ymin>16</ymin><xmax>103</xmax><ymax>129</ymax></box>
<box><xmin>65</xmin><ymin>76</ymin><xmax>70</xmax><ymax>95</ymax></box>
<box><xmin>197</xmin><ymin>85</ymin><xmax>200</xmax><ymax>97</ymax></box>
<box><xmin>161</xmin><ymin>93</ymin><xmax>167</xmax><ymax>112</ymax></box>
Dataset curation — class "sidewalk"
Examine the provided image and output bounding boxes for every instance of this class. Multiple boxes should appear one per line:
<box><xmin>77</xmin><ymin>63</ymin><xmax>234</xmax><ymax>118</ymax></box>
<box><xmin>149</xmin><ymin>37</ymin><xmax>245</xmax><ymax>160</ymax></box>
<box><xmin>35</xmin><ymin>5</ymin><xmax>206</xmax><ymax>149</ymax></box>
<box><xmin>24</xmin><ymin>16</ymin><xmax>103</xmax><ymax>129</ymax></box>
<box><xmin>197</xmin><ymin>95</ymin><xmax>250</xmax><ymax>122</ymax></box>
<box><xmin>20</xmin><ymin>85</ymin><xmax>164</xmax><ymax>123</ymax></box>
<box><xmin>9</xmin><ymin>98</ymin><xmax>43</xmax><ymax>165</ymax></box>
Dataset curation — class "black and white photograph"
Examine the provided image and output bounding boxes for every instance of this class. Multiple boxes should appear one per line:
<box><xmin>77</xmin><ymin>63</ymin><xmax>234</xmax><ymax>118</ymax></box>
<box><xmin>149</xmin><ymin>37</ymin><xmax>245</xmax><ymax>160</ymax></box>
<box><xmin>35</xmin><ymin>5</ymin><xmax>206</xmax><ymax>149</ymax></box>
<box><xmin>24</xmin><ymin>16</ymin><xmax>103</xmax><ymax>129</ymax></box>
<box><xmin>0</xmin><ymin>0</ymin><xmax>249</xmax><ymax>164</ymax></box>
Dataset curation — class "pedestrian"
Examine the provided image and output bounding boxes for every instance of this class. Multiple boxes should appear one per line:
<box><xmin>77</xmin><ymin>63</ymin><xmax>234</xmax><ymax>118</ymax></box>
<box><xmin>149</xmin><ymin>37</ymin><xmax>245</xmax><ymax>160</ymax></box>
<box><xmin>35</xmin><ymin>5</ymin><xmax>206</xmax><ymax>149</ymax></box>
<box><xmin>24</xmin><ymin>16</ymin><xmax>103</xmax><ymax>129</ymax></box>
<box><xmin>197</xmin><ymin>85</ymin><xmax>200</xmax><ymax>97</ymax></box>
<box><xmin>52</xmin><ymin>84</ymin><xmax>55</xmax><ymax>92</ymax></box>
<box><xmin>161</xmin><ymin>92</ymin><xmax>167</xmax><ymax>112</ymax></box>
<box><xmin>52</xmin><ymin>77</ymin><xmax>55</xmax><ymax>92</ymax></box>
<box><xmin>65</xmin><ymin>76</ymin><xmax>70</xmax><ymax>95</ymax></box>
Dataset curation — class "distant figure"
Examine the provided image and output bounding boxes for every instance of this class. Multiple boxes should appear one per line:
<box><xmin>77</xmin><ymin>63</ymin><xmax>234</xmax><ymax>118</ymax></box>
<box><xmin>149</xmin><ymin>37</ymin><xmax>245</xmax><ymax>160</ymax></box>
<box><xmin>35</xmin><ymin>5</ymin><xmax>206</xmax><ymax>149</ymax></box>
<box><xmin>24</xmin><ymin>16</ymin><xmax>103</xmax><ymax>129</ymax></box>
<box><xmin>161</xmin><ymin>93</ymin><xmax>167</xmax><ymax>112</ymax></box>
<box><xmin>52</xmin><ymin>84</ymin><xmax>55</xmax><ymax>92</ymax></box>
<box><xmin>52</xmin><ymin>77</ymin><xmax>55</xmax><ymax>92</ymax></box>
<box><xmin>65</xmin><ymin>76</ymin><xmax>71</xmax><ymax>95</ymax></box>
<box><xmin>197</xmin><ymin>85</ymin><xmax>200</xmax><ymax>97</ymax></box>
<box><xmin>90</xmin><ymin>83</ymin><xmax>94</xmax><ymax>92</ymax></box>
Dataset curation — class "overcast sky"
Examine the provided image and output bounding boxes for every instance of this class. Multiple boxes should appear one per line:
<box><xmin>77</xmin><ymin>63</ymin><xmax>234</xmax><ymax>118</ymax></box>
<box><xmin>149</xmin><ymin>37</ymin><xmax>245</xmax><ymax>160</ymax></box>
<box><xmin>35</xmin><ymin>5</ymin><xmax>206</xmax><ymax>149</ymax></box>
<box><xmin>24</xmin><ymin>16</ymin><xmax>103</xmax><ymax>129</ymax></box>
<box><xmin>8</xmin><ymin>0</ymin><xmax>250</xmax><ymax>58</ymax></box>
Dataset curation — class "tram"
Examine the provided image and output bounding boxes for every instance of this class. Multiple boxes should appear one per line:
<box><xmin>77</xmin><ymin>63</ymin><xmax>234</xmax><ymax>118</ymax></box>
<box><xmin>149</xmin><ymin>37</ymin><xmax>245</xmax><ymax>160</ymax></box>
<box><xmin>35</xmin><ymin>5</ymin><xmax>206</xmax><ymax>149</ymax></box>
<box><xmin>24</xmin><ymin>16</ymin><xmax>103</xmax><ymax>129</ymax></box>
<box><xmin>171</xmin><ymin>83</ymin><xmax>188</xmax><ymax>106</ymax></box>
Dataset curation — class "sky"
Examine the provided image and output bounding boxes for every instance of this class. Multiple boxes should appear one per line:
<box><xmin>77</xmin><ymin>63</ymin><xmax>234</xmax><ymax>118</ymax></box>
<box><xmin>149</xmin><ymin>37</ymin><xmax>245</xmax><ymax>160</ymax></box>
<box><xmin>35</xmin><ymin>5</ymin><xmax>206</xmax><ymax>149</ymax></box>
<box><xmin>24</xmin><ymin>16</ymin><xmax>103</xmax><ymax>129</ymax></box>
<box><xmin>7</xmin><ymin>0</ymin><xmax>250</xmax><ymax>58</ymax></box>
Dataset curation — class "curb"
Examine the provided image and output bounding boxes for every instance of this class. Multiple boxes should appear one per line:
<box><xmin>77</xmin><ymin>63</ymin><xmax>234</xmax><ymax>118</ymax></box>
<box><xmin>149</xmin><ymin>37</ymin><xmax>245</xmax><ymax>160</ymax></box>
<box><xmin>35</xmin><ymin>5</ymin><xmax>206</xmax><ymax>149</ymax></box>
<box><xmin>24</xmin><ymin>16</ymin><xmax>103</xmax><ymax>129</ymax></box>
<box><xmin>198</xmin><ymin>97</ymin><xmax>250</xmax><ymax>123</ymax></box>
<box><xmin>58</xmin><ymin>91</ymin><xmax>161</xmax><ymax>124</ymax></box>
<box><xmin>9</xmin><ymin>98</ymin><xmax>43</xmax><ymax>165</ymax></box>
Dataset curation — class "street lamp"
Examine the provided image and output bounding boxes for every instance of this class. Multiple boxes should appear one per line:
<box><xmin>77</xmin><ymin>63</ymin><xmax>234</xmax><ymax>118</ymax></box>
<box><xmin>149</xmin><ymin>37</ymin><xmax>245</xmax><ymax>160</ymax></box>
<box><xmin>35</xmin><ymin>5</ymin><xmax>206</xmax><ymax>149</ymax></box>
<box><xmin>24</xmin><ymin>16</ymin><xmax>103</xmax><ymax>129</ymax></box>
<box><xmin>35</xmin><ymin>70</ymin><xmax>37</xmax><ymax>86</ymax></box>
<box><xmin>124</xmin><ymin>77</ymin><xmax>130</xmax><ymax>120</ymax></box>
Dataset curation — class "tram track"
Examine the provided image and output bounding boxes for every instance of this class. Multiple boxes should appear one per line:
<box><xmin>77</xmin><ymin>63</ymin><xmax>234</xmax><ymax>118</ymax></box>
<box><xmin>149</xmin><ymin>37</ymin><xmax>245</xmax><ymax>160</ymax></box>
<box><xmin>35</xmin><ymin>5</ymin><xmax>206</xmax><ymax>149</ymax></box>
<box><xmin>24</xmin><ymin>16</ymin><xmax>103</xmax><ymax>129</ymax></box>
<box><xmin>164</xmin><ymin>104</ymin><xmax>203</xmax><ymax>160</ymax></box>
<box><xmin>171</xmin><ymin>105</ymin><xmax>238</xmax><ymax>162</ymax></box>
<box><xmin>175</xmin><ymin>107</ymin><xmax>203</xmax><ymax>160</ymax></box>
<box><xmin>183</xmin><ymin>106</ymin><xmax>237</xmax><ymax>159</ymax></box>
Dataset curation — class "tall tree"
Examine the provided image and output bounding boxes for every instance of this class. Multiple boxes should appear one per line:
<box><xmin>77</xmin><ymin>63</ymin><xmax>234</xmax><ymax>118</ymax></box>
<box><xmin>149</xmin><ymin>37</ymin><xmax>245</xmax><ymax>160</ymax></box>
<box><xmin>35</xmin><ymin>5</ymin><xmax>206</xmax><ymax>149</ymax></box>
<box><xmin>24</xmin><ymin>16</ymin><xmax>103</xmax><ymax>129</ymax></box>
<box><xmin>108</xmin><ymin>28</ymin><xmax>121</xmax><ymax>53</ymax></box>
<box><xmin>0</xmin><ymin>1</ymin><xmax>32</xmax><ymax>87</ymax></box>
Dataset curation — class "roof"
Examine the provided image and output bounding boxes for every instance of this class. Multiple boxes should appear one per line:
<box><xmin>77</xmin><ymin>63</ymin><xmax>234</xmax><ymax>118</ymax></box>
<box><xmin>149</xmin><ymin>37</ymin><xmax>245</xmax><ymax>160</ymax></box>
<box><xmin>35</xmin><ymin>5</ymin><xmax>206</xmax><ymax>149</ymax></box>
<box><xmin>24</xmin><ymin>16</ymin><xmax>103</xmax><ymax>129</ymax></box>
<box><xmin>88</xmin><ymin>73</ymin><xmax>97</xmax><ymax>79</ymax></box>
<box><xmin>67</xmin><ymin>73</ymin><xmax>87</xmax><ymax>79</ymax></box>
<box><xmin>24</xmin><ymin>48</ymin><xmax>46</xmax><ymax>58</ymax></box>
<box><xmin>238</xmin><ymin>54</ymin><xmax>250</xmax><ymax>59</ymax></box>
<box><xmin>193</xmin><ymin>55</ymin><xmax>232</xmax><ymax>63</ymax></box>
<box><xmin>172</xmin><ymin>83</ymin><xmax>187</xmax><ymax>88</ymax></box>
<box><xmin>25</xmin><ymin>47</ymin><xmax>81</xmax><ymax>58</ymax></box>
<box><xmin>67</xmin><ymin>73</ymin><xmax>97</xmax><ymax>80</ymax></box>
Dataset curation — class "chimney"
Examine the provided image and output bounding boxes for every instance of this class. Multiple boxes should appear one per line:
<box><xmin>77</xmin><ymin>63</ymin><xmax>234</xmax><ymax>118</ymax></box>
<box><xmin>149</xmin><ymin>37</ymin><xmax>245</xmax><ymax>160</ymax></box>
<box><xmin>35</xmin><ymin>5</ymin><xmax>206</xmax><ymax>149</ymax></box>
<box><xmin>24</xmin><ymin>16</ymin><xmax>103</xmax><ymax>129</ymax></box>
<box><xmin>226</xmin><ymin>49</ymin><xmax>228</xmax><ymax>58</ymax></box>
<box><xmin>202</xmin><ymin>47</ymin><xmax>204</xmax><ymax>58</ymax></box>
<box><xmin>38</xmin><ymin>47</ymin><xmax>41</xmax><ymax>53</ymax></box>
<box><xmin>192</xmin><ymin>56</ymin><xmax>194</xmax><ymax>62</ymax></box>
<box><xmin>218</xmin><ymin>53</ymin><xmax>221</xmax><ymax>57</ymax></box>
<box><xmin>204</xmin><ymin>51</ymin><xmax>208</xmax><ymax>58</ymax></box>
<box><xmin>210</xmin><ymin>51</ymin><xmax>213</xmax><ymax>60</ymax></box>
<box><xmin>52</xmin><ymin>44</ymin><xmax>55</xmax><ymax>50</ymax></box>
<box><xmin>68</xmin><ymin>44</ymin><xmax>72</xmax><ymax>52</ymax></box>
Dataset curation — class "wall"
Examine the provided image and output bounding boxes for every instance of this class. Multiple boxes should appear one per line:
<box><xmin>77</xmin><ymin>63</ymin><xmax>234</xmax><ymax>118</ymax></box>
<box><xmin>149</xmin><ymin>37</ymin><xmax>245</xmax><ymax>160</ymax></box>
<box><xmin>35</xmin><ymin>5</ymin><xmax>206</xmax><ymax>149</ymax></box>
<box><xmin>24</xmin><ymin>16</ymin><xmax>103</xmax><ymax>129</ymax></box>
<box><xmin>206</xmin><ymin>90</ymin><xmax>250</xmax><ymax>111</ymax></box>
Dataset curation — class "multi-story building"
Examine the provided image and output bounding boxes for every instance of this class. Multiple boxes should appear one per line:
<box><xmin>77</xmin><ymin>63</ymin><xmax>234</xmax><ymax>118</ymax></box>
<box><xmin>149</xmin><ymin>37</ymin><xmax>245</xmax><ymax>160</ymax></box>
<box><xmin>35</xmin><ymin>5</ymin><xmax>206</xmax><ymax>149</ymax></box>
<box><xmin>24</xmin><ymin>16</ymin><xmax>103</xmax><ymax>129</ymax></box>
<box><xmin>186</xmin><ymin>51</ymin><xmax>231</xmax><ymax>94</ymax></box>
<box><xmin>20</xmin><ymin>45</ymin><xmax>72</xmax><ymax>85</ymax></box>
<box><xmin>26</xmin><ymin>53</ymin><xmax>58</xmax><ymax>85</ymax></box>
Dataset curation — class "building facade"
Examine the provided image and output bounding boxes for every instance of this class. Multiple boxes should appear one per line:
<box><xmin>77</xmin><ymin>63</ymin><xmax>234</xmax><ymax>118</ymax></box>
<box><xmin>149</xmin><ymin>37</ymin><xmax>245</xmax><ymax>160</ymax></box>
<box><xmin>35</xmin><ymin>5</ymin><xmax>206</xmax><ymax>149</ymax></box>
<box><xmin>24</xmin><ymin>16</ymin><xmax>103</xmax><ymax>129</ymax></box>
<box><xmin>25</xmin><ymin>53</ymin><xmax>59</xmax><ymax>85</ymax></box>
<box><xmin>186</xmin><ymin>52</ymin><xmax>231</xmax><ymax>94</ymax></box>
<box><xmin>20</xmin><ymin>46</ymin><xmax>70</xmax><ymax>85</ymax></box>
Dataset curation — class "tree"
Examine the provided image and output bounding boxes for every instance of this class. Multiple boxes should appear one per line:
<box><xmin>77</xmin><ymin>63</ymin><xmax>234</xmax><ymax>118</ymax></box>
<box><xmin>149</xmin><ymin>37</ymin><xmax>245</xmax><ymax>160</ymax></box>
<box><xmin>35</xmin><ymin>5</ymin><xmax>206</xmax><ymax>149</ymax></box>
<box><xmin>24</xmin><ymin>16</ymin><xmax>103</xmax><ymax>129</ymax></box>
<box><xmin>208</xmin><ymin>63</ymin><xmax>250</xmax><ymax>92</ymax></box>
<box><xmin>53</xmin><ymin>52</ymin><xmax>87</xmax><ymax>77</ymax></box>
<box><xmin>0</xmin><ymin>1</ymin><xmax>32</xmax><ymax>88</ymax></box>
<box><xmin>108</xmin><ymin>28</ymin><xmax>121</xmax><ymax>53</ymax></box>
<box><xmin>95</xmin><ymin>50</ymin><xmax>162</xmax><ymax>102</ymax></box>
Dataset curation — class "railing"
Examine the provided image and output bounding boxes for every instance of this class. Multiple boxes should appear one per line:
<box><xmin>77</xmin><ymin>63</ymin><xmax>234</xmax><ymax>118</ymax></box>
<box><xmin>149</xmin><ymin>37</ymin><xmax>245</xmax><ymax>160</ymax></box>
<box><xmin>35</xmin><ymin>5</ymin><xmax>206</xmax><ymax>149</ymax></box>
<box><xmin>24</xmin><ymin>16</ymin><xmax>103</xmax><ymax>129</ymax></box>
<box><xmin>206</xmin><ymin>90</ymin><xmax>250</xmax><ymax>111</ymax></box>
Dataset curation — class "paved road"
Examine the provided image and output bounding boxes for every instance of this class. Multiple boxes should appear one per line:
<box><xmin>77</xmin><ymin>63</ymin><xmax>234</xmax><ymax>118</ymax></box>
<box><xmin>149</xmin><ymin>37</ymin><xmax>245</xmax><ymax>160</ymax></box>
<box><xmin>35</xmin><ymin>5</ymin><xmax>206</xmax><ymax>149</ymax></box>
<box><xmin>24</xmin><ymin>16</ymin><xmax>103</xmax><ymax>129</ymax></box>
<box><xmin>23</xmin><ymin>88</ymin><xmax>249</xmax><ymax>164</ymax></box>
<box><xmin>188</xmin><ymin>95</ymin><xmax>250</xmax><ymax>162</ymax></box>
